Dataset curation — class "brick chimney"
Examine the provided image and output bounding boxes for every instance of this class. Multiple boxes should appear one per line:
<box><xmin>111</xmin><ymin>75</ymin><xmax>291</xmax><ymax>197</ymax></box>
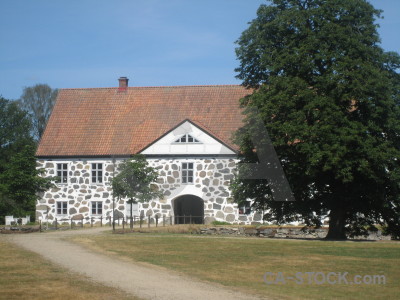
<box><xmin>118</xmin><ymin>77</ymin><xmax>129</xmax><ymax>91</ymax></box>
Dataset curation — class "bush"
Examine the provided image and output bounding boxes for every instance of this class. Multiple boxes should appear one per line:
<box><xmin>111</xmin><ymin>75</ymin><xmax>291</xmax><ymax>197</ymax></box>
<box><xmin>211</xmin><ymin>221</ymin><xmax>231</xmax><ymax>226</ymax></box>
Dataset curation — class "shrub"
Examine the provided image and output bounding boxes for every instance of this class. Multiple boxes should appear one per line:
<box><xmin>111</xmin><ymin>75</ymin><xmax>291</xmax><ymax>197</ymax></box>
<box><xmin>211</xmin><ymin>221</ymin><xmax>231</xmax><ymax>226</ymax></box>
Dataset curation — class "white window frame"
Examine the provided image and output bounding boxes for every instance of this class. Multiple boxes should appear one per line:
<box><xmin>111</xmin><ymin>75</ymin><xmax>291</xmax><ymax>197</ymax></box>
<box><xmin>56</xmin><ymin>201</ymin><xmax>68</xmax><ymax>215</ymax></box>
<box><xmin>56</xmin><ymin>163</ymin><xmax>69</xmax><ymax>184</ymax></box>
<box><xmin>239</xmin><ymin>200</ymin><xmax>251</xmax><ymax>215</ymax></box>
<box><xmin>125</xmin><ymin>202</ymin><xmax>139</xmax><ymax>217</ymax></box>
<box><xmin>173</xmin><ymin>133</ymin><xmax>201</xmax><ymax>144</ymax></box>
<box><xmin>181</xmin><ymin>162</ymin><xmax>194</xmax><ymax>184</ymax></box>
<box><xmin>91</xmin><ymin>162</ymin><xmax>103</xmax><ymax>184</ymax></box>
<box><xmin>91</xmin><ymin>201</ymin><xmax>103</xmax><ymax>215</ymax></box>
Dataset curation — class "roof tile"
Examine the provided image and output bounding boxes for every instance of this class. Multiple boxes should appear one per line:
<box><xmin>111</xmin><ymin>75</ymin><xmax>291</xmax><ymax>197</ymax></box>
<box><xmin>36</xmin><ymin>85</ymin><xmax>251</xmax><ymax>157</ymax></box>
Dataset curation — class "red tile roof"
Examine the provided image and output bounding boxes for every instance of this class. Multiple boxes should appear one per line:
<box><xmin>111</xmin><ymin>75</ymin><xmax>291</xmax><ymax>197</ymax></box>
<box><xmin>36</xmin><ymin>85</ymin><xmax>251</xmax><ymax>157</ymax></box>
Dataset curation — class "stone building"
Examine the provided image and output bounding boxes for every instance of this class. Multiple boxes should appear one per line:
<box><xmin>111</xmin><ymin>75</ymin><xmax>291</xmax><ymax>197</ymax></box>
<box><xmin>36</xmin><ymin>77</ymin><xmax>262</xmax><ymax>224</ymax></box>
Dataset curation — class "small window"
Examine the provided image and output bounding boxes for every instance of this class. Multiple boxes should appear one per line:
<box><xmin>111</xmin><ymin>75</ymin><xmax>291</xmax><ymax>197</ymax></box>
<box><xmin>182</xmin><ymin>162</ymin><xmax>194</xmax><ymax>184</ymax></box>
<box><xmin>56</xmin><ymin>163</ymin><xmax>68</xmax><ymax>184</ymax></box>
<box><xmin>174</xmin><ymin>134</ymin><xmax>200</xmax><ymax>143</ymax></box>
<box><xmin>91</xmin><ymin>163</ymin><xmax>103</xmax><ymax>184</ymax></box>
<box><xmin>57</xmin><ymin>201</ymin><xmax>68</xmax><ymax>215</ymax></box>
<box><xmin>126</xmin><ymin>202</ymin><xmax>139</xmax><ymax>217</ymax></box>
<box><xmin>91</xmin><ymin>201</ymin><xmax>103</xmax><ymax>215</ymax></box>
<box><xmin>239</xmin><ymin>201</ymin><xmax>251</xmax><ymax>215</ymax></box>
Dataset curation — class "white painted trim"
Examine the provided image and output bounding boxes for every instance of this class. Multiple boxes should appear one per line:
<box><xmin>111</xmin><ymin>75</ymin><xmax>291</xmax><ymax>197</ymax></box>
<box><xmin>90</xmin><ymin>200</ymin><xmax>103</xmax><ymax>216</ymax></box>
<box><xmin>172</xmin><ymin>133</ymin><xmax>202</xmax><ymax>144</ymax></box>
<box><xmin>54</xmin><ymin>161</ymin><xmax>70</xmax><ymax>185</ymax></box>
<box><xmin>56</xmin><ymin>201</ymin><xmax>68</xmax><ymax>216</ymax></box>
<box><xmin>90</xmin><ymin>162</ymin><xmax>105</xmax><ymax>185</ymax></box>
<box><xmin>141</xmin><ymin>120</ymin><xmax>235</xmax><ymax>155</ymax></box>
<box><xmin>181</xmin><ymin>160</ymin><xmax>195</xmax><ymax>185</ymax></box>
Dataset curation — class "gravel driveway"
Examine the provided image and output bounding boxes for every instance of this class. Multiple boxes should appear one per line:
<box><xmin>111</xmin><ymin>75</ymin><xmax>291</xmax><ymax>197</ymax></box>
<box><xmin>10</xmin><ymin>228</ymin><xmax>264</xmax><ymax>300</ymax></box>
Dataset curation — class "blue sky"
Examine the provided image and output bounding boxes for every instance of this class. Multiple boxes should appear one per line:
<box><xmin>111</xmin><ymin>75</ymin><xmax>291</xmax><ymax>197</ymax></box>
<box><xmin>0</xmin><ymin>0</ymin><xmax>399</xmax><ymax>100</ymax></box>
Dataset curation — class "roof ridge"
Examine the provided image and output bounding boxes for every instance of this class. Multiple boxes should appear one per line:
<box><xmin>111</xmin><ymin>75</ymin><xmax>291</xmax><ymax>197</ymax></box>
<box><xmin>59</xmin><ymin>84</ymin><xmax>244</xmax><ymax>91</ymax></box>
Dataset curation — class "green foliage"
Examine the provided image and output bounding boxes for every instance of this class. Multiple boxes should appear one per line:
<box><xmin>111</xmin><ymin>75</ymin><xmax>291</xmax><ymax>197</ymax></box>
<box><xmin>0</xmin><ymin>97</ymin><xmax>34</xmax><ymax>222</ymax></box>
<box><xmin>0</xmin><ymin>144</ymin><xmax>54</xmax><ymax>219</ymax></box>
<box><xmin>232</xmin><ymin>0</ymin><xmax>400</xmax><ymax>239</ymax></box>
<box><xmin>0</xmin><ymin>97</ymin><xmax>33</xmax><ymax>173</ymax></box>
<box><xmin>0</xmin><ymin>97</ymin><xmax>54</xmax><ymax>223</ymax></box>
<box><xmin>112</xmin><ymin>155</ymin><xmax>163</xmax><ymax>204</ymax></box>
<box><xmin>211</xmin><ymin>221</ymin><xmax>232</xmax><ymax>226</ymax></box>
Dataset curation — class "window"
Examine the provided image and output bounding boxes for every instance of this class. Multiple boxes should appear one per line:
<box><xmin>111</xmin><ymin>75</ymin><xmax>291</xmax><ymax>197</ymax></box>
<box><xmin>174</xmin><ymin>134</ymin><xmax>200</xmax><ymax>143</ymax></box>
<box><xmin>182</xmin><ymin>162</ymin><xmax>194</xmax><ymax>184</ymax></box>
<box><xmin>126</xmin><ymin>202</ymin><xmax>139</xmax><ymax>217</ymax></box>
<box><xmin>56</xmin><ymin>163</ymin><xmax>68</xmax><ymax>184</ymax></box>
<box><xmin>56</xmin><ymin>201</ymin><xmax>68</xmax><ymax>215</ymax></box>
<box><xmin>91</xmin><ymin>201</ymin><xmax>103</xmax><ymax>215</ymax></box>
<box><xmin>91</xmin><ymin>163</ymin><xmax>103</xmax><ymax>184</ymax></box>
<box><xmin>239</xmin><ymin>201</ymin><xmax>251</xmax><ymax>215</ymax></box>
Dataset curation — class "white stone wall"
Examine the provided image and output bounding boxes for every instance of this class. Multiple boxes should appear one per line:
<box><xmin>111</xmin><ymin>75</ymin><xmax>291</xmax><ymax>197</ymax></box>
<box><xmin>36</xmin><ymin>157</ymin><xmax>261</xmax><ymax>224</ymax></box>
<box><xmin>5</xmin><ymin>215</ymin><xmax>30</xmax><ymax>225</ymax></box>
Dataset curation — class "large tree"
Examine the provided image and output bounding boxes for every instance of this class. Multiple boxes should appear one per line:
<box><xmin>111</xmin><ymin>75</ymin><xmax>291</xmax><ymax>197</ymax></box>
<box><xmin>19</xmin><ymin>84</ymin><xmax>58</xmax><ymax>141</ymax></box>
<box><xmin>232</xmin><ymin>0</ymin><xmax>400</xmax><ymax>239</ymax></box>
<box><xmin>0</xmin><ymin>97</ymin><xmax>33</xmax><ymax>171</ymax></box>
<box><xmin>0</xmin><ymin>97</ymin><xmax>32</xmax><ymax>222</ymax></box>
<box><xmin>0</xmin><ymin>145</ymin><xmax>54</xmax><ymax>220</ymax></box>
<box><xmin>0</xmin><ymin>97</ymin><xmax>53</xmax><ymax>222</ymax></box>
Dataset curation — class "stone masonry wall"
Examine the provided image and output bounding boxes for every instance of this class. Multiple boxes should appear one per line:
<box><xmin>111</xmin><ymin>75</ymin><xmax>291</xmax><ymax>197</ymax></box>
<box><xmin>36</xmin><ymin>159</ymin><xmax>115</xmax><ymax>224</ymax></box>
<box><xmin>36</xmin><ymin>157</ymin><xmax>260</xmax><ymax>224</ymax></box>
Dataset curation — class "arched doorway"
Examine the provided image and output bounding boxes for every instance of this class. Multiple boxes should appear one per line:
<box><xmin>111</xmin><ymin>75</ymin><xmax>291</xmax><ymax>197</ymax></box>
<box><xmin>173</xmin><ymin>195</ymin><xmax>204</xmax><ymax>224</ymax></box>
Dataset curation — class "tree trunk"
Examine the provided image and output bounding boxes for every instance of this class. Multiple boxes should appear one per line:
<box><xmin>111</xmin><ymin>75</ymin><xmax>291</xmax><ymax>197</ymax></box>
<box><xmin>325</xmin><ymin>206</ymin><xmax>347</xmax><ymax>240</ymax></box>
<box><xmin>130</xmin><ymin>198</ymin><xmax>133</xmax><ymax>229</ymax></box>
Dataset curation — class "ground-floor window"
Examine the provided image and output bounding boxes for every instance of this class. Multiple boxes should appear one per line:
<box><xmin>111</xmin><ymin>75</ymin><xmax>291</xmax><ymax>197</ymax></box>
<box><xmin>239</xmin><ymin>200</ymin><xmax>251</xmax><ymax>215</ymax></box>
<box><xmin>125</xmin><ymin>202</ymin><xmax>139</xmax><ymax>217</ymax></box>
<box><xmin>56</xmin><ymin>201</ymin><xmax>68</xmax><ymax>215</ymax></box>
<box><xmin>91</xmin><ymin>201</ymin><xmax>103</xmax><ymax>215</ymax></box>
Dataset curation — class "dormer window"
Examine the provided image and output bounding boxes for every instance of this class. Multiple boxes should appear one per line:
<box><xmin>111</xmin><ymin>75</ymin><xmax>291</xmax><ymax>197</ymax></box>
<box><xmin>174</xmin><ymin>134</ymin><xmax>200</xmax><ymax>143</ymax></box>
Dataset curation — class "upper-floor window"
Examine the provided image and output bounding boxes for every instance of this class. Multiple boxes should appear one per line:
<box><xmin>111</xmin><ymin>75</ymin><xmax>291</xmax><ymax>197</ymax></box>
<box><xmin>182</xmin><ymin>162</ymin><xmax>194</xmax><ymax>184</ymax></box>
<box><xmin>174</xmin><ymin>134</ymin><xmax>200</xmax><ymax>143</ymax></box>
<box><xmin>56</xmin><ymin>163</ymin><xmax>68</xmax><ymax>184</ymax></box>
<box><xmin>91</xmin><ymin>163</ymin><xmax>103</xmax><ymax>184</ymax></box>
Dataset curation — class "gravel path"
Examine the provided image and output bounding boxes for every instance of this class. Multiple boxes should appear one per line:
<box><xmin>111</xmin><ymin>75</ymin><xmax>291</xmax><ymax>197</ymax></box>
<box><xmin>9</xmin><ymin>228</ymin><xmax>264</xmax><ymax>300</ymax></box>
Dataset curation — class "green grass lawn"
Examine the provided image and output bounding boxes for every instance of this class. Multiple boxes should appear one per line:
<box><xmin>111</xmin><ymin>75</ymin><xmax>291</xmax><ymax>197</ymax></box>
<box><xmin>70</xmin><ymin>233</ymin><xmax>400</xmax><ymax>300</ymax></box>
<box><xmin>0</xmin><ymin>238</ymin><xmax>137</xmax><ymax>300</ymax></box>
